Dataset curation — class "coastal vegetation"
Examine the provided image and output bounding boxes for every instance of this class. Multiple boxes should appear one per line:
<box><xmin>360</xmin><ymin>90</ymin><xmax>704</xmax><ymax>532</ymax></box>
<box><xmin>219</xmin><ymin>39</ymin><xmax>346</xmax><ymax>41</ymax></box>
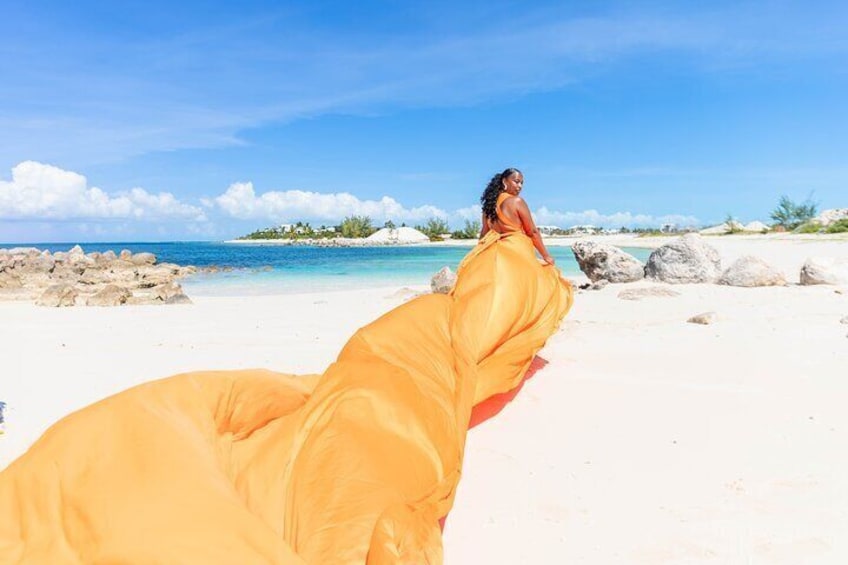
<box><xmin>339</xmin><ymin>216</ymin><xmax>377</xmax><ymax>238</ymax></box>
<box><xmin>234</xmin><ymin>196</ymin><xmax>847</xmax><ymax>242</ymax></box>
<box><xmin>770</xmin><ymin>195</ymin><xmax>818</xmax><ymax>230</ymax></box>
<box><xmin>451</xmin><ymin>220</ymin><xmax>482</xmax><ymax>240</ymax></box>
<box><xmin>826</xmin><ymin>219</ymin><xmax>848</xmax><ymax>233</ymax></box>
<box><xmin>415</xmin><ymin>218</ymin><xmax>450</xmax><ymax>241</ymax></box>
<box><xmin>238</xmin><ymin>216</ymin><xmax>378</xmax><ymax>240</ymax></box>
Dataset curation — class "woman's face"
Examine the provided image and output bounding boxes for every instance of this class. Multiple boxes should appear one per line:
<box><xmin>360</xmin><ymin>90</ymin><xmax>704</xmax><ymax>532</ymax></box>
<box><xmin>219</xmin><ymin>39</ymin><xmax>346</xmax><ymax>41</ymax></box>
<box><xmin>503</xmin><ymin>172</ymin><xmax>524</xmax><ymax>196</ymax></box>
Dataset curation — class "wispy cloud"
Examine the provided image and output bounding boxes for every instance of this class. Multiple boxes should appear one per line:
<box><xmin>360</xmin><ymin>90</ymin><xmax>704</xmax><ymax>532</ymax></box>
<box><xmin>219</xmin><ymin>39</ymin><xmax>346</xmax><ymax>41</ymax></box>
<box><xmin>2</xmin><ymin>3</ymin><xmax>846</xmax><ymax>163</ymax></box>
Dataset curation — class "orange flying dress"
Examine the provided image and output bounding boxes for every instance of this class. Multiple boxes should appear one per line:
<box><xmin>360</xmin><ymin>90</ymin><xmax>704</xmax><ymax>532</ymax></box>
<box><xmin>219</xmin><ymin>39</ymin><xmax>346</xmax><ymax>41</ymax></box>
<box><xmin>0</xmin><ymin>199</ymin><xmax>573</xmax><ymax>564</ymax></box>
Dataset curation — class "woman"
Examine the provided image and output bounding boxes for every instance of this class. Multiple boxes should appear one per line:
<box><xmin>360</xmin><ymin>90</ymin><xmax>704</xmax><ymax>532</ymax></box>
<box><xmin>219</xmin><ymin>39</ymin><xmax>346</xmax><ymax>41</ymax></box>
<box><xmin>0</xmin><ymin>171</ymin><xmax>573</xmax><ymax>564</ymax></box>
<box><xmin>479</xmin><ymin>168</ymin><xmax>556</xmax><ymax>266</ymax></box>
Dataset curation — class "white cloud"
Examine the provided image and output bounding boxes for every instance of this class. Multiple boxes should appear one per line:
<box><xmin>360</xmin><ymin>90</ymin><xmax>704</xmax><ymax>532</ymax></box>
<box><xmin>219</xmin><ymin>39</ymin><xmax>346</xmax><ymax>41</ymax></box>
<box><xmin>213</xmin><ymin>182</ymin><xmax>699</xmax><ymax>229</ymax></box>
<box><xmin>0</xmin><ymin>161</ymin><xmax>206</xmax><ymax>221</ymax></box>
<box><xmin>214</xmin><ymin>181</ymin><xmax>447</xmax><ymax>223</ymax></box>
<box><xmin>534</xmin><ymin>206</ymin><xmax>699</xmax><ymax>228</ymax></box>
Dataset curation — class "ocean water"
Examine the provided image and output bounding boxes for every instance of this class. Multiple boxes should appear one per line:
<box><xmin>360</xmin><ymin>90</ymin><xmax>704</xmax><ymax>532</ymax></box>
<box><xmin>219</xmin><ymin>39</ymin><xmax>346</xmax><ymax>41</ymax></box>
<box><xmin>4</xmin><ymin>241</ymin><xmax>653</xmax><ymax>296</ymax></box>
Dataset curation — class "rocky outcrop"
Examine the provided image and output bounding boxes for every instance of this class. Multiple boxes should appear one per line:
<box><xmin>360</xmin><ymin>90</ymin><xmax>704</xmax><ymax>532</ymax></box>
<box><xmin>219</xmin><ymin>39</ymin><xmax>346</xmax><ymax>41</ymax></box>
<box><xmin>644</xmin><ymin>234</ymin><xmax>722</xmax><ymax>284</ymax></box>
<box><xmin>571</xmin><ymin>240</ymin><xmax>644</xmax><ymax>283</ymax></box>
<box><xmin>431</xmin><ymin>266</ymin><xmax>457</xmax><ymax>294</ymax></box>
<box><xmin>800</xmin><ymin>257</ymin><xmax>848</xmax><ymax>285</ymax></box>
<box><xmin>36</xmin><ymin>284</ymin><xmax>78</xmax><ymax>307</ymax></box>
<box><xmin>815</xmin><ymin>208</ymin><xmax>848</xmax><ymax>227</ymax></box>
<box><xmin>0</xmin><ymin>246</ymin><xmax>196</xmax><ymax>306</ymax></box>
<box><xmin>718</xmin><ymin>256</ymin><xmax>786</xmax><ymax>287</ymax></box>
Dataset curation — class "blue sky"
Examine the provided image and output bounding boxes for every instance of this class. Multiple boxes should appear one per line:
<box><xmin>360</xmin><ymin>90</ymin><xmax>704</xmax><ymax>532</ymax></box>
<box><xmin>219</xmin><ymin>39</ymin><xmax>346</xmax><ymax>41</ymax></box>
<box><xmin>1</xmin><ymin>0</ymin><xmax>846</xmax><ymax>242</ymax></box>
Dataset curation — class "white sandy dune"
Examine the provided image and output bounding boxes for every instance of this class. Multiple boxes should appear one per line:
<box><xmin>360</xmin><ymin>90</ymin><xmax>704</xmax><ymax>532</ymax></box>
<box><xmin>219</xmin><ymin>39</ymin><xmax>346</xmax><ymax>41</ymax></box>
<box><xmin>1</xmin><ymin>236</ymin><xmax>847</xmax><ymax>563</ymax></box>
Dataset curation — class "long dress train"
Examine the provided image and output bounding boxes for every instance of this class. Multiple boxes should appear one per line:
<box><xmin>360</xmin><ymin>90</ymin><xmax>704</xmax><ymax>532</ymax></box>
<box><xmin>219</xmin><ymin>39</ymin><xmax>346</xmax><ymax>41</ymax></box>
<box><xmin>0</xmin><ymin>198</ymin><xmax>573</xmax><ymax>564</ymax></box>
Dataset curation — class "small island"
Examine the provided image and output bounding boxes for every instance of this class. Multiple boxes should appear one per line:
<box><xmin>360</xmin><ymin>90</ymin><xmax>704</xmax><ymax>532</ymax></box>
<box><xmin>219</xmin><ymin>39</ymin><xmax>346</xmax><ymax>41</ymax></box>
<box><xmin>231</xmin><ymin>216</ymin><xmax>483</xmax><ymax>245</ymax></box>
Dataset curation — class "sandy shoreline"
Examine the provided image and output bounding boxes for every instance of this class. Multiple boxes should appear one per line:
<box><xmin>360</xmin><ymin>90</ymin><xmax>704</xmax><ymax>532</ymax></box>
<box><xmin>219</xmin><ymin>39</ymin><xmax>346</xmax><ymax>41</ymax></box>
<box><xmin>2</xmin><ymin>236</ymin><xmax>848</xmax><ymax>562</ymax></box>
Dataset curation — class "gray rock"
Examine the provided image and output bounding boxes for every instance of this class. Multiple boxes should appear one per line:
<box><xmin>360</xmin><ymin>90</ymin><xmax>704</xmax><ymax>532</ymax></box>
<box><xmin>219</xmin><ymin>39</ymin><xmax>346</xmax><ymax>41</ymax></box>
<box><xmin>645</xmin><ymin>234</ymin><xmax>722</xmax><ymax>284</ymax></box>
<box><xmin>18</xmin><ymin>254</ymin><xmax>55</xmax><ymax>274</ymax></box>
<box><xmin>431</xmin><ymin>266</ymin><xmax>457</xmax><ymax>294</ymax></box>
<box><xmin>687</xmin><ymin>312</ymin><xmax>717</xmax><ymax>325</ymax></box>
<box><xmin>590</xmin><ymin>279</ymin><xmax>609</xmax><ymax>290</ymax></box>
<box><xmin>36</xmin><ymin>284</ymin><xmax>78</xmax><ymax>307</ymax></box>
<box><xmin>130</xmin><ymin>252</ymin><xmax>157</xmax><ymax>266</ymax></box>
<box><xmin>617</xmin><ymin>287</ymin><xmax>681</xmax><ymax>300</ymax></box>
<box><xmin>86</xmin><ymin>284</ymin><xmax>131</xmax><ymax>307</ymax></box>
<box><xmin>151</xmin><ymin>281</ymin><xmax>192</xmax><ymax>304</ymax></box>
<box><xmin>137</xmin><ymin>266</ymin><xmax>175</xmax><ymax>288</ymax></box>
<box><xmin>78</xmin><ymin>269</ymin><xmax>110</xmax><ymax>285</ymax></box>
<box><xmin>718</xmin><ymin>256</ymin><xmax>786</xmax><ymax>287</ymax></box>
<box><xmin>571</xmin><ymin>240</ymin><xmax>645</xmax><ymax>283</ymax></box>
<box><xmin>800</xmin><ymin>257</ymin><xmax>848</xmax><ymax>285</ymax></box>
<box><xmin>840</xmin><ymin>315</ymin><xmax>848</xmax><ymax>325</ymax></box>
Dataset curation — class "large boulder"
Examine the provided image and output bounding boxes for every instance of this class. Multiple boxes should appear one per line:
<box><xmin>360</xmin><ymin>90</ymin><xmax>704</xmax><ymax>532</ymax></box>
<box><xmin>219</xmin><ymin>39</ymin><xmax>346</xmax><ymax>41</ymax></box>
<box><xmin>431</xmin><ymin>266</ymin><xmax>457</xmax><ymax>294</ymax></box>
<box><xmin>816</xmin><ymin>208</ymin><xmax>848</xmax><ymax>227</ymax></box>
<box><xmin>137</xmin><ymin>266</ymin><xmax>175</xmax><ymax>288</ymax></box>
<box><xmin>800</xmin><ymin>257</ymin><xmax>848</xmax><ymax>285</ymax></box>
<box><xmin>36</xmin><ymin>284</ymin><xmax>78</xmax><ymax>307</ymax></box>
<box><xmin>571</xmin><ymin>240</ymin><xmax>644</xmax><ymax>283</ymax></box>
<box><xmin>79</xmin><ymin>268</ymin><xmax>111</xmax><ymax>285</ymax></box>
<box><xmin>718</xmin><ymin>256</ymin><xmax>786</xmax><ymax>287</ymax></box>
<box><xmin>645</xmin><ymin>234</ymin><xmax>722</xmax><ymax>284</ymax></box>
<box><xmin>86</xmin><ymin>284</ymin><xmax>132</xmax><ymax>307</ymax></box>
<box><xmin>130</xmin><ymin>252</ymin><xmax>157</xmax><ymax>266</ymax></box>
<box><xmin>151</xmin><ymin>281</ymin><xmax>192</xmax><ymax>304</ymax></box>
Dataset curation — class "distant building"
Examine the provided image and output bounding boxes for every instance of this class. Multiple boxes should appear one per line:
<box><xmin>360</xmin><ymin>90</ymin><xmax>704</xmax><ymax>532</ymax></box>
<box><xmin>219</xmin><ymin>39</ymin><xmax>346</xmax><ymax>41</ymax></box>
<box><xmin>567</xmin><ymin>224</ymin><xmax>601</xmax><ymax>235</ymax></box>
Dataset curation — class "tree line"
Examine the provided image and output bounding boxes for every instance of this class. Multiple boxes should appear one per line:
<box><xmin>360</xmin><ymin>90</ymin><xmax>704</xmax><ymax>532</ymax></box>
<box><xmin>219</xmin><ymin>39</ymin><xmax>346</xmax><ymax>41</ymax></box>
<box><xmin>239</xmin><ymin>216</ymin><xmax>483</xmax><ymax>241</ymax></box>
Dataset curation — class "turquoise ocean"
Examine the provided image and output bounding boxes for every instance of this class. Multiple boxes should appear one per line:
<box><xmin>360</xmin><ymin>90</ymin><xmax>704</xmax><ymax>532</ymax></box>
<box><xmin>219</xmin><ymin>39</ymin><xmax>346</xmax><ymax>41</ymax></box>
<box><xmin>5</xmin><ymin>242</ymin><xmax>652</xmax><ymax>296</ymax></box>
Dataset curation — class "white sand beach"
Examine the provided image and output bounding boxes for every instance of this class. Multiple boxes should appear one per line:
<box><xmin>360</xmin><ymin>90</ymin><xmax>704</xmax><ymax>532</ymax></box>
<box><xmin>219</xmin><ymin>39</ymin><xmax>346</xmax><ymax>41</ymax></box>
<box><xmin>2</xmin><ymin>235</ymin><xmax>847</xmax><ymax>563</ymax></box>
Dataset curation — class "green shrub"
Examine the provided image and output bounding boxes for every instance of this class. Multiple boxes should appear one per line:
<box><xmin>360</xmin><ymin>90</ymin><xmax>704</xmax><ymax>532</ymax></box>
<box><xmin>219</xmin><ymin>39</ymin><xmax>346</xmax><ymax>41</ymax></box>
<box><xmin>794</xmin><ymin>221</ymin><xmax>823</xmax><ymax>234</ymax></box>
<box><xmin>340</xmin><ymin>216</ymin><xmax>376</xmax><ymax>238</ymax></box>
<box><xmin>825</xmin><ymin>219</ymin><xmax>848</xmax><ymax>233</ymax></box>
<box><xmin>415</xmin><ymin>218</ymin><xmax>450</xmax><ymax>241</ymax></box>
<box><xmin>450</xmin><ymin>219</ymin><xmax>481</xmax><ymax>239</ymax></box>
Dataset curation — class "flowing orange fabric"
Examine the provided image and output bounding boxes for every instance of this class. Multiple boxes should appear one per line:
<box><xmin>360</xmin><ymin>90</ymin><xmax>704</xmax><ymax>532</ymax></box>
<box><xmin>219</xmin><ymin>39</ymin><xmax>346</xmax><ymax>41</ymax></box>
<box><xmin>0</xmin><ymin>213</ymin><xmax>573</xmax><ymax>564</ymax></box>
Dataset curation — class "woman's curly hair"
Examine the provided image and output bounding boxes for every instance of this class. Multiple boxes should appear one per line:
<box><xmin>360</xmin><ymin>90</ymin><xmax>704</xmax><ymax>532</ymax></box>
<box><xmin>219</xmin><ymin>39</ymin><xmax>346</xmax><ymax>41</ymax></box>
<box><xmin>480</xmin><ymin>168</ymin><xmax>521</xmax><ymax>222</ymax></box>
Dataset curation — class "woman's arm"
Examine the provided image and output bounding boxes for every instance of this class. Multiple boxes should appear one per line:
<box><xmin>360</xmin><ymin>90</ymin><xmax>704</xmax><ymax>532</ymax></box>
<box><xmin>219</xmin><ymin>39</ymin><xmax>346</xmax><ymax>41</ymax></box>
<box><xmin>478</xmin><ymin>211</ymin><xmax>491</xmax><ymax>240</ymax></box>
<box><xmin>514</xmin><ymin>198</ymin><xmax>555</xmax><ymax>265</ymax></box>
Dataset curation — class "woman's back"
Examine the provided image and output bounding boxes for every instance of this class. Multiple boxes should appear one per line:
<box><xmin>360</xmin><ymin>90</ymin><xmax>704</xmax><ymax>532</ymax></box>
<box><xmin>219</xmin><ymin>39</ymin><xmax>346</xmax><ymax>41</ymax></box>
<box><xmin>490</xmin><ymin>191</ymin><xmax>523</xmax><ymax>233</ymax></box>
